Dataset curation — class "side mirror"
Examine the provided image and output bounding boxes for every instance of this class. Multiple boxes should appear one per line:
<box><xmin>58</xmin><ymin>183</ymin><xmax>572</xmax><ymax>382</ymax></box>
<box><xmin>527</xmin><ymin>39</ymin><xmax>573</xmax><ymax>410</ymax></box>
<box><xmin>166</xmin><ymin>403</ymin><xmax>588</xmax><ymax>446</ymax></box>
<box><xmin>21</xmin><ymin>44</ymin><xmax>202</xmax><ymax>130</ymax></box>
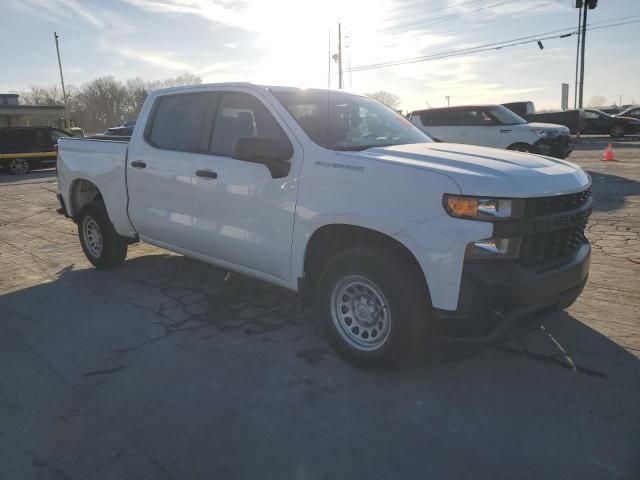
<box><xmin>232</xmin><ymin>136</ymin><xmax>292</xmax><ymax>178</ymax></box>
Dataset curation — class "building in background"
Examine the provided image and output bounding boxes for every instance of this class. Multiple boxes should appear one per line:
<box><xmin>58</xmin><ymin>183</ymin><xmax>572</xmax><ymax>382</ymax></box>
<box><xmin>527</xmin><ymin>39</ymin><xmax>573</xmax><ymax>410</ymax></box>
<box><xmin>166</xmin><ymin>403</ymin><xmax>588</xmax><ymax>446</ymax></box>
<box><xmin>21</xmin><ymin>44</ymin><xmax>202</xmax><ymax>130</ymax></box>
<box><xmin>0</xmin><ymin>94</ymin><xmax>65</xmax><ymax>128</ymax></box>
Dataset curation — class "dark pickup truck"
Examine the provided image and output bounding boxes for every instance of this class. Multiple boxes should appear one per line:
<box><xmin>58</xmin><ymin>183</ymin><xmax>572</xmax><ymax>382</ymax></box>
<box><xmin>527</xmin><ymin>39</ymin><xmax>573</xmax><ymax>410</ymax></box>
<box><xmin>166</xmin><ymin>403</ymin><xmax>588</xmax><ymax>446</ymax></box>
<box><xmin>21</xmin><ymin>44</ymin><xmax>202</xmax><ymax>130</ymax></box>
<box><xmin>503</xmin><ymin>102</ymin><xmax>583</xmax><ymax>135</ymax></box>
<box><xmin>503</xmin><ymin>101</ymin><xmax>640</xmax><ymax>137</ymax></box>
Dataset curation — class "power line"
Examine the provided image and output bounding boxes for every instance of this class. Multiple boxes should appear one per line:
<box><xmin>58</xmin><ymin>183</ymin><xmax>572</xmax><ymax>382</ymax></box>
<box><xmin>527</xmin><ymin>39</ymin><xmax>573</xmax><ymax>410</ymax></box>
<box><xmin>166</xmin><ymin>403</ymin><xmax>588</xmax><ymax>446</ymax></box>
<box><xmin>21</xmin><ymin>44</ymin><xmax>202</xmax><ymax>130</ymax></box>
<box><xmin>349</xmin><ymin>16</ymin><xmax>640</xmax><ymax>73</ymax></box>
<box><xmin>384</xmin><ymin>0</ymin><xmax>483</xmax><ymax>24</ymax></box>
<box><xmin>380</xmin><ymin>0</ymin><xmax>520</xmax><ymax>34</ymax></box>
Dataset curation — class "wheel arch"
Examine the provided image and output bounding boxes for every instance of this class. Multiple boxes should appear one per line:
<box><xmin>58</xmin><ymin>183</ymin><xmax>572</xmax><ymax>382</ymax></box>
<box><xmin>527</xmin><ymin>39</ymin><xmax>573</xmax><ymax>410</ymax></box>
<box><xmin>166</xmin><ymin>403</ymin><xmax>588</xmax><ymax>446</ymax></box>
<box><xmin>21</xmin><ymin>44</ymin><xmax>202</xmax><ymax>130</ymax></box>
<box><xmin>68</xmin><ymin>178</ymin><xmax>102</xmax><ymax>219</ymax></box>
<box><xmin>300</xmin><ymin>223</ymin><xmax>431</xmax><ymax>309</ymax></box>
<box><xmin>506</xmin><ymin>142</ymin><xmax>532</xmax><ymax>152</ymax></box>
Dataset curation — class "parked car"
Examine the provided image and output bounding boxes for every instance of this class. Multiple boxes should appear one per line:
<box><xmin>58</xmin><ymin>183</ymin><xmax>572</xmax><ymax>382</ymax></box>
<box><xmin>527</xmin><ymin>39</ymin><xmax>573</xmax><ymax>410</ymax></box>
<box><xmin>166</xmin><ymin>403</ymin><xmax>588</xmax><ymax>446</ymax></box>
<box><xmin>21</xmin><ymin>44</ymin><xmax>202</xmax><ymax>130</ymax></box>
<box><xmin>615</xmin><ymin>106</ymin><xmax>640</xmax><ymax>120</ymax></box>
<box><xmin>0</xmin><ymin>126</ymin><xmax>70</xmax><ymax>174</ymax></box>
<box><xmin>408</xmin><ymin>105</ymin><xmax>573</xmax><ymax>158</ymax></box>
<box><xmin>57</xmin><ymin>84</ymin><xmax>592</xmax><ymax>368</ymax></box>
<box><xmin>581</xmin><ymin>109</ymin><xmax>640</xmax><ymax>137</ymax></box>
<box><xmin>68</xmin><ymin>127</ymin><xmax>85</xmax><ymax>137</ymax></box>
<box><xmin>102</xmin><ymin>125</ymin><xmax>134</xmax><ymax>136</ymax></box>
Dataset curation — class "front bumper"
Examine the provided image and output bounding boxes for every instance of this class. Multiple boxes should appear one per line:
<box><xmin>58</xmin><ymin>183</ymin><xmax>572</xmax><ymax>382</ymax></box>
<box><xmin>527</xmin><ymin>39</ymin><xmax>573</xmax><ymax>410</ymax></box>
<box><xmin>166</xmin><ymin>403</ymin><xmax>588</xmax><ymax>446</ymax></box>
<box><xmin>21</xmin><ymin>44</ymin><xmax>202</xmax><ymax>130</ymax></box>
<box><xmin>435</xmin><ymin>243</ymin><xmax>590</xmax><ymax>344</ymax></box>
<box><xmin>533</xmin><ymin>135</ymin><xmax>574</xmax><ymax>159</ymax></box>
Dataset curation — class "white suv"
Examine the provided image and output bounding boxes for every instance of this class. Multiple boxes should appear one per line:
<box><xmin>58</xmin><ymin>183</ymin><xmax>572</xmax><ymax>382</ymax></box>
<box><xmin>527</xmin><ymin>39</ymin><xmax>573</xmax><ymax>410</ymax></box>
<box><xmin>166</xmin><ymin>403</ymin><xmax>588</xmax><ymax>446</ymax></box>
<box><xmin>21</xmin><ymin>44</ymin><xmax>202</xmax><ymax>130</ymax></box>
<box><xmin>409</xmin><ymin>105</ymin><xmax>572</xmax><ymax>159</ymax></box>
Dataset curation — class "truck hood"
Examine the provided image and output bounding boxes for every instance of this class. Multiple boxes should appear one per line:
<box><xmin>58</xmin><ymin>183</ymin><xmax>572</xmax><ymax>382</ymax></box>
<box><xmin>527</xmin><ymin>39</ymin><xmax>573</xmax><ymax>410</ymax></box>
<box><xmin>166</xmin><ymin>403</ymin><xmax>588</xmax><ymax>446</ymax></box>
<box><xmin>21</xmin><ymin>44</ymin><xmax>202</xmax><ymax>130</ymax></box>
<box><xmin>527</xmin><ymin>122</ymin><xmax>570</xmax><ymax>132</ymax></box>
<box><xmin>342</xmin><ymin>143</ymin><xmax>590</xmax><ymax>198</ymax></box>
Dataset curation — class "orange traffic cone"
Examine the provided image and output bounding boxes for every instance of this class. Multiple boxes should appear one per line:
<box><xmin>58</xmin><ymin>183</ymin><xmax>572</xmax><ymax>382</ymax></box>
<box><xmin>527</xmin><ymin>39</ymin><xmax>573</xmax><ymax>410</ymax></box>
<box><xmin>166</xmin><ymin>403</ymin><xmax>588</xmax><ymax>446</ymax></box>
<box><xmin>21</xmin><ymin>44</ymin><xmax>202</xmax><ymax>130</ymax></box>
<box><xmin>603</xmin><ymin>143</ymin><xmax>616</xmax><ymax>161</ymax></box>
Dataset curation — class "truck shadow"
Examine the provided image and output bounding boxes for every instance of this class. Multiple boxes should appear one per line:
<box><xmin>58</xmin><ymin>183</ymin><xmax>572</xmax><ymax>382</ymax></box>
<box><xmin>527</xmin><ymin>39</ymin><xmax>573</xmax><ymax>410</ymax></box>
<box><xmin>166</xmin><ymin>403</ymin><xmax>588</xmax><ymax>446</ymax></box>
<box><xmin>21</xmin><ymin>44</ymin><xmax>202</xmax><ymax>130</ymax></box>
<box><xmin>2</xmin><ymin>254</ymin><xmax>639</xmax><ymax>479</ymax></box>
<box><xmin>587</xmin><ymin>170</ymin><xmax>640</xmax><ymax>213</ymax></box>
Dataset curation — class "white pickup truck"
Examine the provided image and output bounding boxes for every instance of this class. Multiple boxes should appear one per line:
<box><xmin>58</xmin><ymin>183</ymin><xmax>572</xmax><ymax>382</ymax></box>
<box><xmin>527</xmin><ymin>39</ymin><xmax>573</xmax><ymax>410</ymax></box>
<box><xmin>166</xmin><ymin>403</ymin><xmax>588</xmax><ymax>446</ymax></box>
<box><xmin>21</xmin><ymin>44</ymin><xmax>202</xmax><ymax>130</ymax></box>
<box><xmin>57</xmin><ymin>83</ymin><xmax>592</xmax><ymax>368</ymax></box>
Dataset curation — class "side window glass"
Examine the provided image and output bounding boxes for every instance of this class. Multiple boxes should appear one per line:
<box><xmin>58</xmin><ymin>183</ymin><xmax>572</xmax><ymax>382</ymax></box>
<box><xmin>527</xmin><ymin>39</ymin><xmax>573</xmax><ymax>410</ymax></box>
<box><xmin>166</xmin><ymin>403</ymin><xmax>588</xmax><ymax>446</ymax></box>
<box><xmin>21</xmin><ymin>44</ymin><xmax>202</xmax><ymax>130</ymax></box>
<box><xmin>210</xmin><ymin>92</ymin><xmax>289</xmax><ymax>157</ymax></box>
<box><xmin>420</xmin><ymin>111</ymin><xmax>434</xmax><ymax>125</ymax></box>
<box><xmin>148</xmin><ymin>93</ymin><xmax>210</xmax><ymax>152</ymax></box>
<box><xmin>35</xmin><ymin>130</ymin><xmax>47</xmax><ymax>146</ymax></box>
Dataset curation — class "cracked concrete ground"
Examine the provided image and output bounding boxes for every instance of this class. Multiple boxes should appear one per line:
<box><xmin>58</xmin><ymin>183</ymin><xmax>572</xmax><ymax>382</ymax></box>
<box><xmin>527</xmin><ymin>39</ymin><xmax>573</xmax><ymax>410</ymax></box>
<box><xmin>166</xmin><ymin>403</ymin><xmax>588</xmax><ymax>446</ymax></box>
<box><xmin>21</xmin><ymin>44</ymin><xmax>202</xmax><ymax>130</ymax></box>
<box><xmin>1</xmin><ymin>138</ymin><xmax>639</xmax><ymax>479</ymax></box>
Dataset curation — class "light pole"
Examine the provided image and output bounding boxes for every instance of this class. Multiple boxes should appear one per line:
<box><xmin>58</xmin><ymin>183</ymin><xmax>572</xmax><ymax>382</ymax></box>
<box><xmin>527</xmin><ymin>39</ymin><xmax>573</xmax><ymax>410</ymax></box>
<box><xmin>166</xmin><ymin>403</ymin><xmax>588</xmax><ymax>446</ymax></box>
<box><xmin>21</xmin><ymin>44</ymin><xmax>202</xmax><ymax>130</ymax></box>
<box><xmin>54</xmin><ymin>32</ymin><xmax>71</xmax><ymax>129</ymax></box>
<box><xmin>577</xmin><ymin>0</ymin><xmax>598</xmax><ymax>109</ymax></box>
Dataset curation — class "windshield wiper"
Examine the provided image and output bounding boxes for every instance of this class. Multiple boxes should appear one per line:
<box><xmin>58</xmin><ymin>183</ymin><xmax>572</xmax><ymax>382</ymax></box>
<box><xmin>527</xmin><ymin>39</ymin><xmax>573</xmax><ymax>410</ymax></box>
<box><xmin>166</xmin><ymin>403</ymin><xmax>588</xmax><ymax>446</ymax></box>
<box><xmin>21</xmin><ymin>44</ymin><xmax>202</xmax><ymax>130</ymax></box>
<box><xmin>334</xmin><ymin>143</ymin><xmax>397</xmax><ymax>152</ymax></box>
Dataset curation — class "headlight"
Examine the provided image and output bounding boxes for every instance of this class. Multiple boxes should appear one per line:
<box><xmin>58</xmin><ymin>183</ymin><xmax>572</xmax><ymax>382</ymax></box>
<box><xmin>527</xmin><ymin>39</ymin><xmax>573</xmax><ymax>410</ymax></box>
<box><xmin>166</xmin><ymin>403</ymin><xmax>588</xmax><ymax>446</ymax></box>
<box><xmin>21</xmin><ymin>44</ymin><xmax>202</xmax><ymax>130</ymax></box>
<box><xmin>531</xmin><ymin>128</ymin><xmax>560</xmax><ymax>139</ymax></box>
<box><xmin>466</xmin><ymin>237</ymin><xmax>521</xmax><ymax>260</ymax></box>
<box><xmin>443</xmin><ymin>194</ymin><xmax>524</xmax><ymax>221</ymax></box>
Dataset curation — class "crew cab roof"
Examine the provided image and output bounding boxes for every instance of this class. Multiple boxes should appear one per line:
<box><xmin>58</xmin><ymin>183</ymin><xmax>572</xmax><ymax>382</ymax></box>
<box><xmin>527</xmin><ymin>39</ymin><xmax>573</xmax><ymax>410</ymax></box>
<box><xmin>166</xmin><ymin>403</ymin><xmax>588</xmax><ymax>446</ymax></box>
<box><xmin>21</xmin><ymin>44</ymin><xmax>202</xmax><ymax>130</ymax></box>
<box><xmin>150</xmin><ymin>82</ymin><xmax>363</xmax><ymax>97</ymax></box>
<box><xmin>410</xmin><ymin>105</ymin><xmax>501</xmax><ymax>114</ymax></box>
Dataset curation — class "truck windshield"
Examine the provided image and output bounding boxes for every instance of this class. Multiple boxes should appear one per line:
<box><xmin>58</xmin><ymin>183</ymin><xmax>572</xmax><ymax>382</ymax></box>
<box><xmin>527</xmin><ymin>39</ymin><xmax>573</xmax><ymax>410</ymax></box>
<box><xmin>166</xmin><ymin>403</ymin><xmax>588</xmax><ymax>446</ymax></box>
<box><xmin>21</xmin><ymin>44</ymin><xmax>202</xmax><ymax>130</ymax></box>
<box><xmin>273</xmin><ymin>90</ymin><xmax>432</xmax><ymax>151</ymax></box>
<box><xmin>487</xmin><ymin>105</ymin><xmax>528</xmax><ymax>125</ymax></box>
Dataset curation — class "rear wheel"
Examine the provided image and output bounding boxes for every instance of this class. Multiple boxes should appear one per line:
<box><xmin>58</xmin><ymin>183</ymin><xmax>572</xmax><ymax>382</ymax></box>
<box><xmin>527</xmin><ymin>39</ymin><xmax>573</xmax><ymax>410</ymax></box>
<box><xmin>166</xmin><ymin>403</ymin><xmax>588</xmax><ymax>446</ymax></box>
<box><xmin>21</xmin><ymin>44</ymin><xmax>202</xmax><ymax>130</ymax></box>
<box><xmin>610</xmin><ymin>125</ymin><xmax>625</xmax><ymax>138</ymax></box>
<box><xmin>316</xmin><ymin>247</ymin><xmax>430</xmax><ymax>368</ymax></box>
<box><xmin>78</xmin><ymin>202</ymin><xmax>128</xmax><ymax>269</ymax></box>
<box><xmin>9</xmin><ymin>158</ymin><xmax>30</xmax><ymax>175</ymax></box>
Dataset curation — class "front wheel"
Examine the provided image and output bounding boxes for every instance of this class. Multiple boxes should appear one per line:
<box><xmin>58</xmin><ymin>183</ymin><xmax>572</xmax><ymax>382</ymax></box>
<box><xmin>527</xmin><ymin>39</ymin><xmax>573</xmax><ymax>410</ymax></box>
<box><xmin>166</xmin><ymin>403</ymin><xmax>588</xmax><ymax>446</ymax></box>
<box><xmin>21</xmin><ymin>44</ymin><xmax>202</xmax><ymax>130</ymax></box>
<box><xmin>316</xmin><ymin>248</ymin><xmax>430</xmax><ymax>368</ymax></box>
<box><xmin>78</xmin><ymin>202</ymin><xmax>128</xmax><ymax>269</ymax></box>
<box><xmin>507</xmin><ymin>143</ymin><xmax>532</xmax><ymax>153</ymax></box>
<box><xmin>610</xmin><ymin>125</ymin><xmax>625</xmax><ymax>138</ymax></box>
<box><xmin>9</xmin><ymin>158</ymin><xmax>30</xmax><ymax>175</ymax></box>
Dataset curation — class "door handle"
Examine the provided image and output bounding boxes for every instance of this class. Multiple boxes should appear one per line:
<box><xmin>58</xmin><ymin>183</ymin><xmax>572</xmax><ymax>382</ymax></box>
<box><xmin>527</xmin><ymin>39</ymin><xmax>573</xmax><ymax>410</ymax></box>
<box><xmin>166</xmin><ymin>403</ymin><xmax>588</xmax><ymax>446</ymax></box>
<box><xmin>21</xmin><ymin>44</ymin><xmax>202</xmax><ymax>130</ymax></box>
<box><xmin>131</xmin><ymin>160</ymin><xmax>146</xmax><ymax>169</ymax></box>
<box><xmin>500</xmin><ymin>129</ymin><xmax>512</xmax><ymax>133</ymax></box>
<box><xmin>196</xmin><ymin>169</ymin><xmax>218</xmax><ymax>179</ymax></box>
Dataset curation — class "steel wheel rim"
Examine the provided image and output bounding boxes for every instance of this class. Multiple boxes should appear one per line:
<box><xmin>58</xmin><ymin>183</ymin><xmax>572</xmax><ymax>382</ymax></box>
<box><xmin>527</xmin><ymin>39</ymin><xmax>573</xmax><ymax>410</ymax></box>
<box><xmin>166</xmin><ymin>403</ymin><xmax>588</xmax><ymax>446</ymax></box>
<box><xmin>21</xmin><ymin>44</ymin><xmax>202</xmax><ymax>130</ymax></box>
<box><xmin>83</xmin><ymin>216</ymin><xmax>103</xmax><ymax>258</ymax></box>
<box><xmin>10</xmin><ymin>158</ymin><xmax>29</xmax><ymax>174</ymax></box>
<box><xmin>612</xmin><ymin>126</ymin><xmax>623</xmax><ymax>137</ymax></box>
<box><xmin>330</xmin><ymin>275</ymin><xmax>391</xmax><ymax>352</ymax></box>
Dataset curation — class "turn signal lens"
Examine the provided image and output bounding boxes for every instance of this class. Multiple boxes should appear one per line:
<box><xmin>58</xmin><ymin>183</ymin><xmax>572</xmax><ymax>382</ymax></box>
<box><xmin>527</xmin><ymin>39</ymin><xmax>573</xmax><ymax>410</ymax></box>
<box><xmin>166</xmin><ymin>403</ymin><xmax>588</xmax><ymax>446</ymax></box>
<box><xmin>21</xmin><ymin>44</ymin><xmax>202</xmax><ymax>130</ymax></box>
<box><xmin>443</xmin><ymin>194</ymin><xmax>523</xmax><ymax>221</ymax></box>
<box><xmin>445</xmin><ymin>196</ymin><xmax>478</xmax><ymax>218</ymax></box>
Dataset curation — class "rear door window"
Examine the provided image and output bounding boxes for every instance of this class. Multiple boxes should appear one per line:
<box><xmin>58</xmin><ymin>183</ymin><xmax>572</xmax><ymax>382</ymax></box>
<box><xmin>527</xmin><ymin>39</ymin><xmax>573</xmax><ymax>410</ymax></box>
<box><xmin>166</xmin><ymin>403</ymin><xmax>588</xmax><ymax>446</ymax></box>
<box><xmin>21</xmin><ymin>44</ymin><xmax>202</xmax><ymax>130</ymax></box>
<box><xmin>209</xmin><ymin>92</ymin><xmax>290</xmax><ymax>157</ymax></box>
<box><xmin>458</xmin><ymin>108</ymin><xmax>493</xmax><ymax>126</ymax></box>
<box><xmin>147</xmin><ymin>92</ymin><xmax>212</xmax><ymax>152</ymax></box>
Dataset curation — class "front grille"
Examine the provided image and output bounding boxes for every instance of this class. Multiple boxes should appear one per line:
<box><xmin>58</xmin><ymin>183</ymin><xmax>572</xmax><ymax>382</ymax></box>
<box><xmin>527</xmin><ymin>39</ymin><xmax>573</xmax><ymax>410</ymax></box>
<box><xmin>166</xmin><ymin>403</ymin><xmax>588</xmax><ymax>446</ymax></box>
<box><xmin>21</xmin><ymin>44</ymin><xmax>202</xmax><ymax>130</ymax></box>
<box><xmin>519</xmin><ymin>187</ymin><xmax>591</xmax><ymax>267</ymax></box>
<box><xmin>520</xmin><ymin>220</ymin><xmax>587</xmax><ymax>267</ymax></box>
<box><xmin>524</xmin><ymin>187</ymin><xmax>591</xmax><ymax>217</ymax></box>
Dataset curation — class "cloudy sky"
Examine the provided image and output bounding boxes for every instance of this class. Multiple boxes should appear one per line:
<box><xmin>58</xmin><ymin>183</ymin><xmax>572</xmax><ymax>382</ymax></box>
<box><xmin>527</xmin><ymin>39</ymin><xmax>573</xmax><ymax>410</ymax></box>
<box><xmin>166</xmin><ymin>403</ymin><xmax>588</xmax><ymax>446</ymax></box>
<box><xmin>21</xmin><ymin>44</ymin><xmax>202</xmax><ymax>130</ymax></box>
<box><xmin>1</xmin><ymin>0</ymin><xmax>638</xmax><ymax>110</ymax></box>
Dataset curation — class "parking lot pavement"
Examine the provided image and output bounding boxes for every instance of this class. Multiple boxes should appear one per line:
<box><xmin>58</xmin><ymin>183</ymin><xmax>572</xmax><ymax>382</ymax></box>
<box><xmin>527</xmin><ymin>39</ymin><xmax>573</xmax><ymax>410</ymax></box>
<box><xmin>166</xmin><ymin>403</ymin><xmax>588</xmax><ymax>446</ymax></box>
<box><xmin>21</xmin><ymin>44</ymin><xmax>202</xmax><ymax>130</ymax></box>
<box><xmin>1</xmin><ymin>156</ymin><xmax>638</xmax><ymax>480</ymax></box>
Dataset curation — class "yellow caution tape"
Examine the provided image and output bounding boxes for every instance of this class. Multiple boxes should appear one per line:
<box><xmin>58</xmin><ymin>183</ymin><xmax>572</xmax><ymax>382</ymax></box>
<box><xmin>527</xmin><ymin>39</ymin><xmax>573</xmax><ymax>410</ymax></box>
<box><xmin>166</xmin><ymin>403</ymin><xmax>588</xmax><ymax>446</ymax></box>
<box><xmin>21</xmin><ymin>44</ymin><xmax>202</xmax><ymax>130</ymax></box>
<box><xmin>0</xmin><ymin>151</ymin><xmax>57</xmax><ymax>159</ymax></box>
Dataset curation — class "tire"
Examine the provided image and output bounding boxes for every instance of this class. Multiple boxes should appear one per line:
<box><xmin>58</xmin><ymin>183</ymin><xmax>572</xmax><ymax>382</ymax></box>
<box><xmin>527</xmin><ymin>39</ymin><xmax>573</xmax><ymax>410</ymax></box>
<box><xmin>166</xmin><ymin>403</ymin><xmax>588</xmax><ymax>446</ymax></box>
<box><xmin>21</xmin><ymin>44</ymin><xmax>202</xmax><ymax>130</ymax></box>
<box><xmin>316</xmin><ymin>247</ymin><xmax>430</xmax><ymax>369</ymax></box>
<box><xmin>507</xmin><ymin>143</ymin><xmax>531</xmax><ymax>153</ymax></box>
<box><xmin>77</xmin><ymin>201</ymin><xmax>128</xmax><ymax>269</ymax></box>
<box><xmin>610</xmin><ymin>125</ymin><xmax>625</xmax><ymax>138</ymax></box>
<box><xmin>9</xmin><ymin>158</ymin><xmax>30</xmax><ymax>175</ymax></box>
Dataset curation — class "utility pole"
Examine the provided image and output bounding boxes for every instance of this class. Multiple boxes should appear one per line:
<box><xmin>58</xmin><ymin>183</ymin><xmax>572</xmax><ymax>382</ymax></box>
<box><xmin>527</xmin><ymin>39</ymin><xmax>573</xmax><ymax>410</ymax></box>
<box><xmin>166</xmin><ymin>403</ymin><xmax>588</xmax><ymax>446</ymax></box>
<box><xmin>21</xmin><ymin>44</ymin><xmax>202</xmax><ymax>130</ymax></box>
<box><xmin>577</xmin><ymin>5</ymin><xmax>587</xmax><ymax>108</ymax></box>
<box><xmin>573</xmin><ymin>4</ymin><xmax>582</xmax><ymax>108</ymax></box>
<box><xmin>445</xmin><ymin>96</ymin><xmax>450</xmax><ymax>107</ymax></box>
<box><xmin>54</xmin><ymin>32</ymin><xmax>71</xmax><ymax>129</ymax></box>
<box><xmin>619</xmin><ymin>94</ymin><xmax>622</xmax><ymax>107</ymax></box>
<box><xmin>337</xmin><ymin>23</ymin><xmax>344</xmax><ymax>89</ymax></box>
<box><xmin>577</xmin><ymin>0</ymin><xmax>597</xmax><ymax>108</ymax></box>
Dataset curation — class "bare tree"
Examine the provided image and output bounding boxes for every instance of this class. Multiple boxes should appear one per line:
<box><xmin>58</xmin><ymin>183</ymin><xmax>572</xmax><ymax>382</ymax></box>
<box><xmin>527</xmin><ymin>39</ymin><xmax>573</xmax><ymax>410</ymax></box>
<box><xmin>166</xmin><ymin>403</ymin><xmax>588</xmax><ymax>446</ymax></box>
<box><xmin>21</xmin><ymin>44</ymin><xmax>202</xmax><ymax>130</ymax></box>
<box><xmin>365</xmin><ymin>91</ymin><xmax>402</xmax><ymax>109</ymax></box>
<box><xmin>588</xmin><ymin>95</ymin><xmax>607</xmax><ymax>108</ymax></box>
<box><xmin>146</xmin><ymin>73</ymin><xmax>203</xmax><ymax>91</ymax></box>
<box><xmin>76</xmin><ymin>76</ymin><xmax>129</xmax><ymax>132</ymax></box>
<box><xmin>21</xmin><ymin>85</ymin><xmax>68</xmax><ymax>106</ymax></box>
<box><xmin>18</xmin><ymin>73</ymin><xmax>204</xmax><ymax>132</ymax></box>
<box><xmin>125</xmin><ymin>78</ymin><xmax>149</xmax><ymax>118</ymax></box>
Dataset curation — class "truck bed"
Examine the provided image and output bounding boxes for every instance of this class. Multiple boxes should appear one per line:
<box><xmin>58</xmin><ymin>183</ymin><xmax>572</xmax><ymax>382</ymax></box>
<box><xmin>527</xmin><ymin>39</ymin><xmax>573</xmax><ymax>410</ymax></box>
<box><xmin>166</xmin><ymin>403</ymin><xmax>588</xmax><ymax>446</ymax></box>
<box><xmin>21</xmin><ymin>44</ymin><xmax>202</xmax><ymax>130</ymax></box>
<box><xmin>56</xmin><ymin>136</ymin><xmax>134</xmax><ymax>237</ymax></box>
